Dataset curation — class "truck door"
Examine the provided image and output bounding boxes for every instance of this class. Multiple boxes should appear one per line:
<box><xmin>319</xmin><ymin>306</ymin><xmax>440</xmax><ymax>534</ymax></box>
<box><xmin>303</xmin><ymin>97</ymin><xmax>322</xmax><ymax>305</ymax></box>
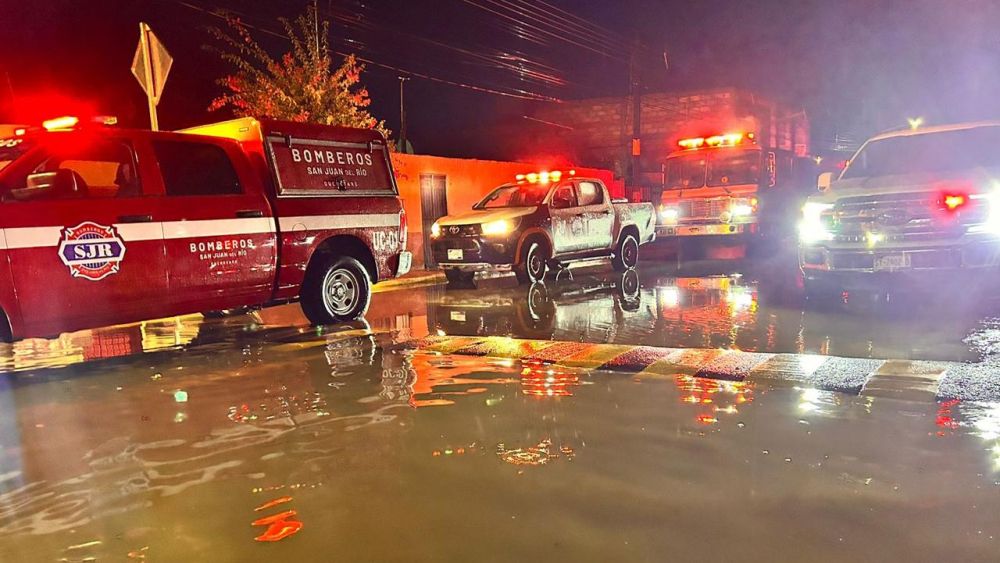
<box><xmin>549</xmin><ymin>182</ymin><xmax>585</xmax><ymax>255</ymax></box>
<box><xmin>0</xmin><ymin>137</ymin><xmax>169</xmax><ymax>336</ymax></box>
<box><xmin>575</xmin><ymin>180</ymin><xmax>614</xmax><ymax>250</ymax></box>
<box><xmin>151</xmin><ymin>138</ymin><xmax>277</xmax><ymax>311</ymax></box>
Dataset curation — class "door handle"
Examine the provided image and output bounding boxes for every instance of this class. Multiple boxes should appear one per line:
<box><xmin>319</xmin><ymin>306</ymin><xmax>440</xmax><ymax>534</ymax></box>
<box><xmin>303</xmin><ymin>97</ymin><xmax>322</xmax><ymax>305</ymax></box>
<box><xmin>574</xmin><ymin>212</ymin><xmax>587</xmax><ymax>218</ymax></box>
<box><xmin>235</xmin><ymin>209</ymin><xmax>265</xmax><ymax>218</ymax></box>
<box><xmin>118</xmin><ymin>214</ymin><xmax>153</xmax><ymax>223</ymax></box>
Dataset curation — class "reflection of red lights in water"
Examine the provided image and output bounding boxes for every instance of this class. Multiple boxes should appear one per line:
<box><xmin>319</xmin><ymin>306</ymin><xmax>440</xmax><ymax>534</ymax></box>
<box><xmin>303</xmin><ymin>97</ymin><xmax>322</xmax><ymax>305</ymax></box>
<box><xmin>520</xmin><ymin>362</ymin><xmax>580</xmax><ymax>397</ymax></box>
<box><xmin>935</xmin><ymin>399</ymin><xmax>961</xmax><ymax>436</ymax></box>
<box><xmin>675</xmin><ymin>374</ymin><xmax>752</xmax><ymax>425</ymax></box>
<box><xmin>252</xmin><ymin>498</ymin><xmax>303</xmax><ymax>542</ymax></box>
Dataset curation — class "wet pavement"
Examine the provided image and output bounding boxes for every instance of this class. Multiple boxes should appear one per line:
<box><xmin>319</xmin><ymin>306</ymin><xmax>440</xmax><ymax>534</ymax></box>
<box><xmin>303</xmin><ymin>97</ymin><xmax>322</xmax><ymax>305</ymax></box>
<box><xmin>3</xmin><ymin>246</ymin><xmax>1000</xmax><ymax>560</ymax></box>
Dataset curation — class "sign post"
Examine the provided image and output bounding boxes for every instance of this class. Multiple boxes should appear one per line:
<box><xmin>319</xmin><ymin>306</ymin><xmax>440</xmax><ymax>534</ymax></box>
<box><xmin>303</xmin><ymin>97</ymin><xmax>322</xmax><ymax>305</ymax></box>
<box><xmin>131</xmin><ymin>22</ymin><xmax>172</xmax><ymax>131</ymax></box>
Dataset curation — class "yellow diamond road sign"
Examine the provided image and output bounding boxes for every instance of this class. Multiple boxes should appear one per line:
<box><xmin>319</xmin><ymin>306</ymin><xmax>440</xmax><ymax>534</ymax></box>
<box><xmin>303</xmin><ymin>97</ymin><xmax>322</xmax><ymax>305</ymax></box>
<box><xmin>131</xmin><ymin>22</ymin><xmax>172</xmax><ymax>130</ymax></box>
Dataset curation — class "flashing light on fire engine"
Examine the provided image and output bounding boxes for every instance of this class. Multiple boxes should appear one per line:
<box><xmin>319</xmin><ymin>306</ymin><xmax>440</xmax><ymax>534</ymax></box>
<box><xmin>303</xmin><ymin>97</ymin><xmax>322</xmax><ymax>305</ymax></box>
<box><xmin>678</xmin><ymin>132</ymin><xmax>754</xmax><ymax>150</ymax></box>
<box><xmin>659</xmin><ymin>205</ymin><xmax>680</xmax><ymax>224</ymax></box>
<box><xmin>515</xmin><ymin>169</ymin><xmax>575</xmax><ymax>184</ymax></box>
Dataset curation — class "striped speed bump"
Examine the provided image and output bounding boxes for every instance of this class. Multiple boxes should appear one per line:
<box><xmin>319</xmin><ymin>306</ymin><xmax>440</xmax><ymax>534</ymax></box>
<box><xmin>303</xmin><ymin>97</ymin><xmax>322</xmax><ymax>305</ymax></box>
<box><xmin>411</xmin><ymin>336</ymin><xmax>994</xmax><ymax>402</ymax></box>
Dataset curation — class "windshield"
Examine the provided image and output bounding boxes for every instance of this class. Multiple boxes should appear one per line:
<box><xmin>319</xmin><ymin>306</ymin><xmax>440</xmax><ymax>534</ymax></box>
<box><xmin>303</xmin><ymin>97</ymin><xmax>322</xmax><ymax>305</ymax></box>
<box><xmin>843</xmin><ymin>126</ymin><xmax>1000</xmax><ymax>179</ymax></box>
<box><xmin>0</xmin><ymin>138</ymin><xmax>30</xmax><ymax>173</ymax></box>
<box><xmin>476</xmin><ymin>183</ymin><xmax>549</xmax><ymax>208</ymax></box>
<box><xmin>665</xmin><ymin>153</ymin><xmax>707</xmax><ymax>189</ymax></box>
<box><xmin>707</xmin><ymin>149</ymin><xmax>761</xmax><ymax>186</ymax></box>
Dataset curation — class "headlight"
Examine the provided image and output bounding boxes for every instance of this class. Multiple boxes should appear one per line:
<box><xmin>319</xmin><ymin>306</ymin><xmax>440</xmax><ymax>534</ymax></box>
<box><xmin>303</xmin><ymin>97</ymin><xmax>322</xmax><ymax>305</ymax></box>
<box><xmin>659</xmin><ymin>206</ymin><xmax>680</xmax><ymax>224</ymax></box>
<box><xmin>970</xmin><ymin>187</ymin><xmax>1000</xmax><ymax>234</ymax></box>
<box><xmin>798</xmin><ymin>202</ymin><xmax>834</xmax><ymax>243</ymax></box>
<box><xmin>431</xmin><ymin>222</ymin><xmax>441</xmax><ymax>238</ymax></box>
<box><xmin>731</xmin><ymin>204</ymin><xmax>754</xmax><ymax>217</ymax></box>
<box><xmin>481</xmin><ymin>219</ymin><xmax>512</xmax><ymax>236</ymax></box>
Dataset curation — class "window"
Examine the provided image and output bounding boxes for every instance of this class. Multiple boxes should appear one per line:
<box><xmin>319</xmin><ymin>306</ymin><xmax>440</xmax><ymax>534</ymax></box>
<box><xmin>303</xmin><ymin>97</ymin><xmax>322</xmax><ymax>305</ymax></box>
<box><xmin>153</xmin><ymin>140</ymin><xmax>241</xmax><ymax>196</ymax></box>
<box><xmin>666</xmin><ymin>154</ymin><xmax>707</xmax><ymax>189</ymax></box>
<box><xmin>708</xmin><ymin>149</ymin><xmax>761</xmax><ymax>187</ymax></box>
<box><xmin>30</xmin><ymin>140</ymin><xmax>140</xmax><ymax>199</ymax></box>
<box><xmin>551</xmin><ymin>184</ymin><xmax>578</xmax><ymax>208</ymax></box>
<box><xmin>576</xmin><ymin>181</ymin><xmax>604</xmax><ymax>206</ymax></box>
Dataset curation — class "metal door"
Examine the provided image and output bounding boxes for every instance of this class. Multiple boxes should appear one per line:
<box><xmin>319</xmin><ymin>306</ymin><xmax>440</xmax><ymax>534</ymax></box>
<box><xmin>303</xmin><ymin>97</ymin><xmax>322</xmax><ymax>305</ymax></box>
<box><xmin>420</xmin><ymin>174</ymin><xmax>448</xmax><ymax>267</ymax></box>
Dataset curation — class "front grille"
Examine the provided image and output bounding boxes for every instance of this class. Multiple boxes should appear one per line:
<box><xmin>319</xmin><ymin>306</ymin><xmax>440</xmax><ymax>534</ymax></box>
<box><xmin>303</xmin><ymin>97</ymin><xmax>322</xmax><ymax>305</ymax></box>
<box><xmin>681</xmin><ymin>199</ymin><xmax>728</xmax><ymax>220</ymax></box>
<box><xmin>442</xmin><ymin>224</ymin><xmax>481</xmax><ymax>237</ymax></box>
<box><xmin>830</xmin><ymin>192</ymin><xmax>984</xmax><ymax>243</ymax></box>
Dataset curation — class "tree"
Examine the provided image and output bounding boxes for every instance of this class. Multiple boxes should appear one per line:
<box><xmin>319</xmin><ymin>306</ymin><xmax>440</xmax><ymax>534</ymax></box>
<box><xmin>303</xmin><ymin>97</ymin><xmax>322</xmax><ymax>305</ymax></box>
<box><xmin>207</xmin><ymin>4</ymin><xmax>390</xmax><ymax>138</ymax></box>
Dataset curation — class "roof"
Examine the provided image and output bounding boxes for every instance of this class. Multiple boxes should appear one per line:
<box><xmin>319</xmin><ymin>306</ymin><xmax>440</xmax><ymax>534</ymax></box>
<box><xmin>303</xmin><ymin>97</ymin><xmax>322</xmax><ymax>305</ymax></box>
<box><xmin>869</xmin><ymin>120</ymin><xmax>1000</xmax><ymax>142</ymax></box>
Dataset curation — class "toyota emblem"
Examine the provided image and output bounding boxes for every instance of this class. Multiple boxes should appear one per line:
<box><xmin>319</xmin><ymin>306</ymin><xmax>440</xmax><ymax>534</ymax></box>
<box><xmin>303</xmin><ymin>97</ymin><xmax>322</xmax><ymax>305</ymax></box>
<box><xmin>450</xmin><ymin>226</ymin><xmax>461</xmax><ymax>235</ymax></box>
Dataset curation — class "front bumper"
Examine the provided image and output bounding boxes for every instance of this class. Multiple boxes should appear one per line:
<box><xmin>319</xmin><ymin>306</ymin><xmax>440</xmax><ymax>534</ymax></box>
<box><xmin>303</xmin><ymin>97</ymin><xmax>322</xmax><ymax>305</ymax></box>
<box><xmin>656</xmin><ymin>222</ymin><xmax>755</xmax><ymax>237</ymax></box>
<box><xmin>800</xmin><ymin>238</ymin><xmax>1000</xmax><ymax>274</ymax></box>
<box><xmin>431</xmin><ymin>235</ymin><xmax>517</xmax><ymax>270</ymax></box>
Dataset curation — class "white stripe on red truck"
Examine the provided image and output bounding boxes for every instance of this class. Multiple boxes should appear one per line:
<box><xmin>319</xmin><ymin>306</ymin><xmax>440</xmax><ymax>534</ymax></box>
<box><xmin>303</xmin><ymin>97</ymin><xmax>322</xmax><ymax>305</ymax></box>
<box><xmin>0</xmin><ymin>214</ymin><xmax>400</xmax><ymax>250</ymax></box>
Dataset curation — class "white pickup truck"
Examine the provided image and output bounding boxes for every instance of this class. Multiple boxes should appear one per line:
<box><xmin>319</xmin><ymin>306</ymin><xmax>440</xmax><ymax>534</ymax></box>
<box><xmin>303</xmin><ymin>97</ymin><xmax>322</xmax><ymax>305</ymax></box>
<box><xmin>798</xmin><ymin>121</ymin><xmax>1000</xmax><ymax>294</ymax></box>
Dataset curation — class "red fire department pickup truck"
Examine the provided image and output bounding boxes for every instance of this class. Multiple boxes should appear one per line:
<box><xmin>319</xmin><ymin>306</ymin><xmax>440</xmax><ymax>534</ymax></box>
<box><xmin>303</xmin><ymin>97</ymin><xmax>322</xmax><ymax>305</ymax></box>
<box><xmin>0</xmin><ymin>116</ymin><xmax>410</xmax><ymax>341</ymax></box>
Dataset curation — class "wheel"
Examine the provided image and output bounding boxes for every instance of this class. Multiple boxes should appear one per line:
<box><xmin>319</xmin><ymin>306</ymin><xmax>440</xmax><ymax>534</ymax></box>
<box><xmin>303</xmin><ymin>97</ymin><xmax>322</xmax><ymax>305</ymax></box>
<box><xmin>515</xmin><ymin>240</ymin><xmax>549</xmax><ymax>284</ymax></box>
<box><xmin>300</xmin><ymin>255</ymin><xmax>372</xmax><ymax>325</ymax></box>
<box><xmin>444</xmin><ymin>268</ymin><xmax>475</xmax><ymax>288</ymax></box>
<box><xmin>617</xmin><ymin>269</ymin><xmax>642</xmax><ymax>312</ymax></box>
<box><xmin>612</xmin><ymin>232</ymin><xmax>640</xmax><ymax>271</ymax></box>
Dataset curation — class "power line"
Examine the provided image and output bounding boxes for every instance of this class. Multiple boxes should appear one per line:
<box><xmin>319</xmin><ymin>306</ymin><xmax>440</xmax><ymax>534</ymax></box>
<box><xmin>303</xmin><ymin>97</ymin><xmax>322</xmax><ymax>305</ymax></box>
<box><xmin>457</xmin><ymin>0</ymin><xmax>630</xmax><ymax>62</ymax></box>
<box><xmin>163</xmin><ymin>0</ymin><xmax>562</xmax><ymax>102</ymax></box>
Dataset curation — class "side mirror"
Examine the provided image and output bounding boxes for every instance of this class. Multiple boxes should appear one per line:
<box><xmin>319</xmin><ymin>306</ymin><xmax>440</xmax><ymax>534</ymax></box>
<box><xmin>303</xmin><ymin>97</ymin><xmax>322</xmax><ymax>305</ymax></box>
<box><xmin>11</xmin><ymin>169</ymin><xmax>80</xmax><ymax>201</ymax></box>
<box><xmin>817</xmin><ymin>172</ymin><xmax>833</xmax><ymax>193</ymax></box>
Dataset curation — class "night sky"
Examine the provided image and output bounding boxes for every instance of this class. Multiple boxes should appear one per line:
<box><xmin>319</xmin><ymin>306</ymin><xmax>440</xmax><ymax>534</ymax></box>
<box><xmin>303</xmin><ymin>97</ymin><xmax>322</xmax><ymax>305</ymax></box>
<box><xmin>2</xmin><ymin>0</ymin><xmax>998</xmax><ymax>158</ymax></box>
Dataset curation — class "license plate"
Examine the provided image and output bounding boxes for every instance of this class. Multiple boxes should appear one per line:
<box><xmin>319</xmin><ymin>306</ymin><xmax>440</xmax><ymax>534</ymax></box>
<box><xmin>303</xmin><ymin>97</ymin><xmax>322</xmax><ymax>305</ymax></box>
<box><xmin>450</xmin><ymin>311</ymin><xmax>466</xmax><ymax>322</ymax></box>
<box><xmin>447</xmin><ymin>249</ymin><xmax>464</xmax><ymax>261</ymax></box>
<box><xmin>396</xmin><ymin>251</ymin><xmax>412</xmax><ymax>276</ymax></box>
<box><xmin>875</xmin><ymin>254</ymin><xmax>911</xmax><ymax>271</ymax></box>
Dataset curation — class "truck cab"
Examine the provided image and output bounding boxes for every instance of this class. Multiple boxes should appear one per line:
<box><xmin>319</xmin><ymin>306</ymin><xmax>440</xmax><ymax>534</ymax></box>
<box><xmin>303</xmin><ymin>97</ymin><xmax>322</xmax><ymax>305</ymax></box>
<box><xmin>799</xmin><ymin>121</ymin><xmax>1000</xmax><ymax>293</ymax></box>
<box><xmin>429</xmin><ymin>170</ymin><xmax>655</xmax><ymax>285</ymax></box>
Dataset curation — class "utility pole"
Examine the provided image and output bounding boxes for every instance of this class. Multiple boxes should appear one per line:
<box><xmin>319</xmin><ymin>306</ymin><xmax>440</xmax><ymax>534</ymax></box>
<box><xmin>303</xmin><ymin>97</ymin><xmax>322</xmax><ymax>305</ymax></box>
<box><xmin>398</xmin><ymin>76</ymin><xmax>411</xmax><ymax>153</ymax></box>
<box><xmin>629</xmin><ymin>39</ymin><xmax>642</xmax><ymax>188</ymax></box>
<box><xmin>312</xmin><ymin>0</ymin><xmax>320</xmax><ymax>56</ymax></box>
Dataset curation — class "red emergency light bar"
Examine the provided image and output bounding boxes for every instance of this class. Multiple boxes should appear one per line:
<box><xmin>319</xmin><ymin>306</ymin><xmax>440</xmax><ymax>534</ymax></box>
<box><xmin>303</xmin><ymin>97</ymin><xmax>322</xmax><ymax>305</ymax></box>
<box><xmin>40</xmin><ymin>115</ymin><xmax>118</xmax><ymax>132</ymax></box>
<box><xmin>678</xmin><ymin>132</ymin><xmax>755</xmax><ymax>150</ymax></box>
<box><xmin>515</xmin><ymin>169</ymin><xmax>576</xmax><ymax>184</ymax></box>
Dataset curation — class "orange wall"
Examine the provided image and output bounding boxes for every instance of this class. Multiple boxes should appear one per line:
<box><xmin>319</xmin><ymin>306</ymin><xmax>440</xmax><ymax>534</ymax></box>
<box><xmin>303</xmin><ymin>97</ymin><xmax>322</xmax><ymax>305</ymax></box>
<box><xmin>391</xmin><ymin>153</ymin><xmax>620</xmax><ymax>269</ymax></box>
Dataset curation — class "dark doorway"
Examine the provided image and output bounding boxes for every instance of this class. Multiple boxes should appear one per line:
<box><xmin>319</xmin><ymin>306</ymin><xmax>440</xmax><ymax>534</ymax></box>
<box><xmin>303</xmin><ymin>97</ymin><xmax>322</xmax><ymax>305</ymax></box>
<box><xmin>420</xmin><ymin>174</ymin><xmax>448</xmax><ymax>267</ymax></box>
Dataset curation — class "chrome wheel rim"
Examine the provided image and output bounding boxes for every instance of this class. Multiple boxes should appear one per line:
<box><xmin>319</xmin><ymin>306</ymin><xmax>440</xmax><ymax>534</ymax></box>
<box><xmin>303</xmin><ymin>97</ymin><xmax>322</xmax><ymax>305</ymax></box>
<box><xmin>623</xmin><ymin>237</ymin><xmax>638</xmax><ymax>267</ymax></box>
<box><xmin>528</xmin><ymin>244</ymin><xmax>544</xmax><ymax>279</ymax></box>
<box><xmin>323</xmin><ymin>267</ymin><xmax>359</xmax><ymax>316</ymax></box>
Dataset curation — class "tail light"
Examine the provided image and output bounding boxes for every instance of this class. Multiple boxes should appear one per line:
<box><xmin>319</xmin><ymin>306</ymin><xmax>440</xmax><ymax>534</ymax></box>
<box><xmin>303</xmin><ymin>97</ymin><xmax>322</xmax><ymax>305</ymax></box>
<box><xmin>399</xmin><ymin>206</ymin><xmax>408</xmax><ymax>248</ymax></box>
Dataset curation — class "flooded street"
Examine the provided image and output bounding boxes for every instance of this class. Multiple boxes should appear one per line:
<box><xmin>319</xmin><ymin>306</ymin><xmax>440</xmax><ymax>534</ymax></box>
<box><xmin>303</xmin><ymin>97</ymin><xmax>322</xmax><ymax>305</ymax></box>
<box><xmin>2</xmin><ymin>323</ymin><xmax>1000</xmax><ymax>561</ymax></box>
<box><xmin>3</xmin><ymin>255</ymin><xmax>1000</xmax><ymax>560</ymax></box>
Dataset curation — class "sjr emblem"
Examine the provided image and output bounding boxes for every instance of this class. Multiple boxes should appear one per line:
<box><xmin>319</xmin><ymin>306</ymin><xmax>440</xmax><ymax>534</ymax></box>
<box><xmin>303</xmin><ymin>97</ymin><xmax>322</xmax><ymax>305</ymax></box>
<box><xmin>58</xmin><ymin>222</ymin><xmax>127</xmax><ymax>281</ymax></box>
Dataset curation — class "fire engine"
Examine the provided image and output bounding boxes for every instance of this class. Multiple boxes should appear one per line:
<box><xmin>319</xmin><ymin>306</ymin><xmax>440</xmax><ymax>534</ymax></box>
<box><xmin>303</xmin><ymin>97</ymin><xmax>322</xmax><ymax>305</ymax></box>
<box><xmin>656</xmin><ymin>130</ymin><xmax>811</xmax><ymax>249</ymax></box>
<box><xmin>0</xmin><ymin>116</ymin><xmax>410</xmax><ymax>340</ymax></box>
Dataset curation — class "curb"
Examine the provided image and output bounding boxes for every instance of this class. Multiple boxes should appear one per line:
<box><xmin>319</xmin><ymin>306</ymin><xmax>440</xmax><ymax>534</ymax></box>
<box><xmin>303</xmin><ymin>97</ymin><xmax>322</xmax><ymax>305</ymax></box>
<box><xmin>410</xmin><ymin>336</ymin><xmax>997</xmax><ymax>403</ymax></box>
<box><xmin>373</xmin><ymin>271</ymin><xmax>445</xmax><ymax>292</ymax></box>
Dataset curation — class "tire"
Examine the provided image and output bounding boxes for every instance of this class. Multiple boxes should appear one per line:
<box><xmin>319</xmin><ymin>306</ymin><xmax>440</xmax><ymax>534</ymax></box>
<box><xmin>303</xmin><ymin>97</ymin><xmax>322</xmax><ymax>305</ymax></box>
<box><xmin>300</xmin><ymin>255</ymin><xmax>372</xmax><ymax>325</ymax></box>
<box><xmin>612</xmin><ymin>232</ymin><xmax>640</xmax><ymax>272</ymax></box>
<box><xmin>515</xmin><ymin>239</ymin><xmax>549</xmax><ymax>285</ymax></box>
<box><xmin>444</xmin><ymin>268</ymin><xmax>475</xmax><ymax>288</ymax></box>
